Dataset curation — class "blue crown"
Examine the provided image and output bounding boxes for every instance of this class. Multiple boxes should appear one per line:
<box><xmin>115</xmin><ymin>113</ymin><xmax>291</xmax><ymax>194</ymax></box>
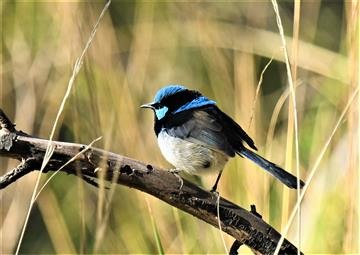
<box><xmin>154</xmin><ymin>85</ymin><xmax>186</xmax><ymax>102</ymax></box>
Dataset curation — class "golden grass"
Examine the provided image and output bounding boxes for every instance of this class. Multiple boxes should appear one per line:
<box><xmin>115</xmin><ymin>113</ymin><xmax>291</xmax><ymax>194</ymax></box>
<box><xmin>271</xmin><ymin>0</ymin><xmax>301</xmax><ymax>255</ymax></box>
<box><xmin>13</xmin><ymin>1</ymin><xmax>111</xmax><ymax>254</ymax></box>
<box><xmin>291</xmin><ymin>2</ymin><xmax>301</xmax><ymax>253</ymax></box>
<box><xmin>275</xmin><ymin>86</ymin><xmax>359</xmax><ymax>254</ymax></box>
<box><xmin>270</xmin><ymin>1</ymin><xmax>301</xmax><ymax>253</ymax></box>
<box><xmin>1</xmin><ymin>1</ymin><xmax>358</xmax><ymax>254</ymax></box>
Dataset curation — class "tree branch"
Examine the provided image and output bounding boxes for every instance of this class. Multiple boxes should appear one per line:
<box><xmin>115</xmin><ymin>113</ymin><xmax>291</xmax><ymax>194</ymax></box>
<box><xmin>0</xmin><ymin>109</ymin><xmax>302</xmax><ymax>254</ymax></box>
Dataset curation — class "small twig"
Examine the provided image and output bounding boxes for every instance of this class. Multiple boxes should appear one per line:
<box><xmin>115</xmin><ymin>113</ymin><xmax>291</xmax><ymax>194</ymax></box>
<box><xmin>250</xmin><ymin>204</ymin><xmax>262</xmax><ymax>219</ymax></box>
<box><xmin>0</xmin><ymin>158</ymin><xmax>38</xmax><ymax>189</ymax></box>
<box><xmin>0</xmin><ymin>109</ymin><xmax>16</xmax><ymax>132</ymax></box>
<box><xmin>229</xmin><ymin>240</ymin><xmax>242</xmax><ymax>255</ymax></box>
<box><xmin>34</xmin><ymin>137</ymin><xmax>102</xmax><ymax>200</ymax></box>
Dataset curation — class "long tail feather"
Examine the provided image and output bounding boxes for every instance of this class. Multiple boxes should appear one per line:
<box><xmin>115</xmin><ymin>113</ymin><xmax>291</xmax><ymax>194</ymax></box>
<box><xmin>239</xmin><ymin>148</ymin><xmax>305</xmax><ymax>189</ymax></box>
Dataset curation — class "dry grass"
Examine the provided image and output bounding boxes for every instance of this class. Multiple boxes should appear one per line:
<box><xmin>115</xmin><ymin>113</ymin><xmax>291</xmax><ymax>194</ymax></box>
<box><xmin>12</xmin><ymin>2</ymin><xmax>111</xmax><ymax>253</ymax></box>
<box><xmin>1</xmin><ymin>1</ymin><xmax>358</xmax><ymax>254</ymax></box>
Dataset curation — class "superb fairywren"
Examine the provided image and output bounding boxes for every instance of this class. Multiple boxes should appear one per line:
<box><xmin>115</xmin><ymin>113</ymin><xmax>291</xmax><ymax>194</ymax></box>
<box><xmin>141</xmin><ymin>85</ymin><xmax>305</xmax><ymax>191</ymax></box>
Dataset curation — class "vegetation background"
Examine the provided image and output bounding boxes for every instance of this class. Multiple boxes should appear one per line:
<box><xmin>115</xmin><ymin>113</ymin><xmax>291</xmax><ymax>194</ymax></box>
<box><xmin>1</xmin><ymin>0</ymin><xmax>358</xmax><ymax>254</ymax></box>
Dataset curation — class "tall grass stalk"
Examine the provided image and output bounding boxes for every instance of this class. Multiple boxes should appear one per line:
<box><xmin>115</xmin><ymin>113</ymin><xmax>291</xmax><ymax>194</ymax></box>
<box><xmin>357</xmin><ymin>1</ymin><xmax>360</xmax><ymax>251</ymax></box>
<box><xmin>146</xmin><ymin>197</ymin><xmax>165</xmax><ymax>255</ymax></box>
<box><xmin>271</xmin><ymin>0</ymin><xmax>301</xmax><ymax>255</ymax></box>
<box><xmin>344</xmin><ymin>1</ymin><xmax>359</xmax><ymax>252</ymax></box>
<box><xmin>249</xmin><ymin>55</ymin><xmax>274</xmax><ymax>220</ymax></box>
<box><xmin>248</xmin><ymin>56</ymin><xmax>274</xmax><ymax>131</ymax></box>
<box><xmin>291</xmin><ymin>1</ymin><xmax>301</xmax><ymax>253</ymax></box>
<box><xmin>14</xmin><ymin>1</ymin><xmax>111</xmax><ymax>254</ymax></box>
<box><xmin>275</xmin><ymin>87</ymin><xmax>359</xmax><ymax>254</ymax></box>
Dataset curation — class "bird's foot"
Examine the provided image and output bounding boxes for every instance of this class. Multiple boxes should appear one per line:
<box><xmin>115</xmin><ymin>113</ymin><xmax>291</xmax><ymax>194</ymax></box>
<box><xmin>169</xmin><ymin>169</ymin><xmax>184</xmax><ymax>190</ymax></box>
<box><xmin>210</xmin><ymin>182</ymin><xmax>220</xmax><ymax>199</ymax></box>
<box><xmin>210</xmin><ymin>189</ymin><xmax>219</xmax><ymax>197</ymax></box>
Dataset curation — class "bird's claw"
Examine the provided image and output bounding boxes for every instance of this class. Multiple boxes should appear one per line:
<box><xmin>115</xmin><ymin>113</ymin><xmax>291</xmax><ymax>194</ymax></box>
<box><xmin>210</xmin><ymin>189</ymin><xmax>219</xmax><ymax>197</ymax></box>
<box><xmin>169</xmin><ymin>169</ymin><xmax>184</xmax><ymax>190</ymax></box>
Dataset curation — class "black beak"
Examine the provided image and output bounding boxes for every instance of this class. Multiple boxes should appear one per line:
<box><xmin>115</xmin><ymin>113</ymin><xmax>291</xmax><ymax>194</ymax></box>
<box><xmin>140</xmin><ymin>102</ymin><xmax>155</xmax><ymax>109</ymax></box>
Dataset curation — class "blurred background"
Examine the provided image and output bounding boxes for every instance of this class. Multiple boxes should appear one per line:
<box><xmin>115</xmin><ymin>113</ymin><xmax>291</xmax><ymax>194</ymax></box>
<box><xmin>1</xmin><ymin>0</ymin><xmax>358</xmax><ymax>254</ymax></box>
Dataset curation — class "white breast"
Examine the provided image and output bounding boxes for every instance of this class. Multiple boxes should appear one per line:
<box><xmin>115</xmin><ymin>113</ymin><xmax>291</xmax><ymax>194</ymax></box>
<box><xmin>157</xmin><ymin>131</ymin><xmax>229</xmax><ymax>174</ymax></box>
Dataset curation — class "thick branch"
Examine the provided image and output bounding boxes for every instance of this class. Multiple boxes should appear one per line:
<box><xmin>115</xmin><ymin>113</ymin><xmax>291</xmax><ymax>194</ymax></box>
<box><xmin>0</xmin><ymin>109</ymin><xmax>302</xmax><ymax>254</ymax></box>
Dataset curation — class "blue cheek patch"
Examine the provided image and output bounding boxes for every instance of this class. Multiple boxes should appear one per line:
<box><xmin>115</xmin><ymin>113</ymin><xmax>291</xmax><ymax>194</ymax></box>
<box><xmin>155</xmin><ymin>106</ymin><xmax>169</xmax><ymax>120</ymax></box>
<box><xmin>174</xmin><ymin>96</ymin><xmax>216</xmax><ymax>114</ymax></box>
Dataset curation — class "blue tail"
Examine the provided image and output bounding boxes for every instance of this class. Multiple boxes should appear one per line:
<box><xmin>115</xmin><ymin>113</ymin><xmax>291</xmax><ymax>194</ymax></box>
<box><xmin>240</xmin><ymin>148</ymin><xmax>304</xmax><ymax>189</ymax></box>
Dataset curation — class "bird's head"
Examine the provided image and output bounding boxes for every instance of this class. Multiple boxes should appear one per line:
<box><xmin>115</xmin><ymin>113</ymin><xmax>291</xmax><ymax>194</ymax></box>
<box><xmin>141</xmin><ymin>85</ymin><xmax>215</xmax><ymax>120</ymax></box>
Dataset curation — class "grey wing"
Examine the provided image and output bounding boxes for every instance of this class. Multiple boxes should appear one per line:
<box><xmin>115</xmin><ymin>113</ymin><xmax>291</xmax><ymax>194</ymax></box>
<box><xmin>166</xmin><ymin>110</ymin><xmax>236</xmax><ymax>157</ymax></box>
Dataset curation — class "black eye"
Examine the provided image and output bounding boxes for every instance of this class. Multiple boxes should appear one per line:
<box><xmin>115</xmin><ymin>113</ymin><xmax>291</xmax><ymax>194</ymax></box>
<box><xmin>152</xmin><ymin>103</ymin><xmax>162</xmax><ymax>109</ymax></box>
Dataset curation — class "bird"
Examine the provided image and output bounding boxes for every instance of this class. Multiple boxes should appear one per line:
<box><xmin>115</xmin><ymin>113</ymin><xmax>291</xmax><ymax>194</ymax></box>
<box><xmin>141</xmin><ymin>85</ymin><xmax>305</xmax><ymax>192</ymax></box>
